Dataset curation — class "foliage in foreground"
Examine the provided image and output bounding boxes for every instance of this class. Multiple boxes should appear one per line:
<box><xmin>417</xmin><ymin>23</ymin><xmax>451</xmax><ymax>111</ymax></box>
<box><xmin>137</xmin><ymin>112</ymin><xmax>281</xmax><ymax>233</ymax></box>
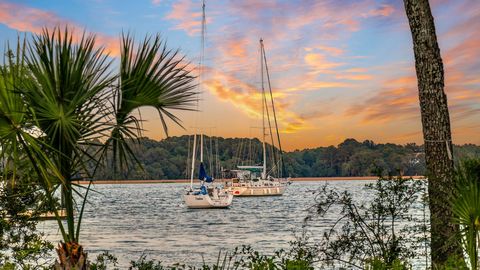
<box><xmin>0</xmin><ymin>26</ymin><xmax>196</xmax><ymax>268</ymax></box>
<box><xmin>452</xmin><ymin>159</ymin><xmax>480</xmax><ymax>269</ymax></box>
<box><xmin>89</xmin><ymin>241</ymin><xmax>315</xmax><ymax>270</ymax></box>
<box><xmin>0</xmin><ymin>173</ymin><xmax>53</xmax><ymax>269</ymax></box>
<box><xmin>305</xmin><ymin>175</ymin><xmax>428</xmax><ymax>269</ymax></box>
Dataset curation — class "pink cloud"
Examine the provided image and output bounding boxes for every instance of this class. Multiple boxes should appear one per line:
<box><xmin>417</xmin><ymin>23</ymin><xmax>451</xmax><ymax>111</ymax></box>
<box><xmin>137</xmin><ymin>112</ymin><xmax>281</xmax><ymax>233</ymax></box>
<box><xmin>311</xmin><ymin>45</ymin><xmax>345</xmax><ymax>57</ymax></box>
<box><xmin>165</xmin><ymin>0</ymin><xmax>478</xmax><ymax>142</ymax></box>
<box><xmin>347</xmin><ymin>58</ymin><xmax>480</xmax><ymax>127</ymax></box>
<box><xmin>362</xmin><ymin>4</ymin><xmax>395</xmax><ymax>18</ymax></box>
<box><xmin>165</xmin><ymin>0</ymin><xmax>211</xmax><ymax>36</ymax></box>
<box><xmin>0</xmin><ymin>1</ymin><xmax>120</xmax><ymax>56</ymax></box>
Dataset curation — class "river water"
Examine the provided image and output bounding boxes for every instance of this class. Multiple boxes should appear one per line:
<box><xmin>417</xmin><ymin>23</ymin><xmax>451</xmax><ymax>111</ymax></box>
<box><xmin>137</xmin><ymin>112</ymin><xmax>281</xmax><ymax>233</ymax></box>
<box><xmin>38</xmin><ymin>180</ymin><xmax>427</xmax><ymax>268</ymax></box>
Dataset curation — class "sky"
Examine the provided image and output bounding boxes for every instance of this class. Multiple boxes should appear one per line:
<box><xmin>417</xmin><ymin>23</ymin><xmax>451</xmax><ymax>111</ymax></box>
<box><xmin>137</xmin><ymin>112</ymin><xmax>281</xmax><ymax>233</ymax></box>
<box><xmin>0</xmin><ymin>0</ymin><xmax>479</xmax><ymax>150</ymax></box>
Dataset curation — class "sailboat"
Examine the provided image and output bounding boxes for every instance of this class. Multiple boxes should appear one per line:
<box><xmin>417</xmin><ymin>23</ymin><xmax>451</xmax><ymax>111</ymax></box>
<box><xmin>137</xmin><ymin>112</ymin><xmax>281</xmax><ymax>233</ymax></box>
<box><xmin>183</xmin><ymin>1</ymin><xmax>233</xmax><ymax>209</ymax></box>
<box><xmin>225</xmin><ymin>39</ymin><xmax>290</xmax><ymax>197</ymax></box>
<box><xmin>184</xmin><ymin>134</ymin><xmax>233</xmax><ymax>208</ymax></box>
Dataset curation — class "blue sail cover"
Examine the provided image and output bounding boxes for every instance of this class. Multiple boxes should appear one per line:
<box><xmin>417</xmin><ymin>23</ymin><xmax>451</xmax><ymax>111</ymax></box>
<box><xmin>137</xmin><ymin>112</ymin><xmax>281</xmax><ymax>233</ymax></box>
<box><xmin>198</xmin><ymin>162</ymin><xmax>213</xmax><ymax>182</ymax></box>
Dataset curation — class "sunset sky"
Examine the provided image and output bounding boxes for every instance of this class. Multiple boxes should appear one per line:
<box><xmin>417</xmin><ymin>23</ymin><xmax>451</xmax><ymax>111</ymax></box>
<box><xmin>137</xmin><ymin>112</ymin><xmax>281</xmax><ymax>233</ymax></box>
<box><xmin>0</xmin><ymin>0</ymin><xmax>479</xmax><ymax>150</ymax></box>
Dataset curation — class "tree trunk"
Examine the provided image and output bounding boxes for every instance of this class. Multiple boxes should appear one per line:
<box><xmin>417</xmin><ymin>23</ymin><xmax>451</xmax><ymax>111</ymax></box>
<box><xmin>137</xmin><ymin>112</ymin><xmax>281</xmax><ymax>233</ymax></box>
<box><xmin>54</xmin><ymin>242</ymin><xmax>88</xmax><ymax>270</ymax></box>
<box><xmin>403</xmin><ymin>0</ymin><xmax>461</xmax><ymax>266</ymax></box>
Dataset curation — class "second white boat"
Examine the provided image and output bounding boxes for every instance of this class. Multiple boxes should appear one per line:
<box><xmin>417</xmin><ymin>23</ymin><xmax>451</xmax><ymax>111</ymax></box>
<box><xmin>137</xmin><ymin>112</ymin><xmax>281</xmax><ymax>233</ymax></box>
<box><xmin>225</xmin><ymin>38</ymin><xmax>290</xmax><ymax>197</ymax></box>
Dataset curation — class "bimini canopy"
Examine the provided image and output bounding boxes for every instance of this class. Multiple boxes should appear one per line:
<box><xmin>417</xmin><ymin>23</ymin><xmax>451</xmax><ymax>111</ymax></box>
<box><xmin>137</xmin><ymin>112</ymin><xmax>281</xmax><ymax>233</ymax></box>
<box><xmin>237</xmin><ymin>165</ymin><xmax>263</xmax><ymax>173</ymax></box>
<box><xmin>199</xmin><ymin>162</ymin><xmax>213</xmax><ymax>182</ymax></box>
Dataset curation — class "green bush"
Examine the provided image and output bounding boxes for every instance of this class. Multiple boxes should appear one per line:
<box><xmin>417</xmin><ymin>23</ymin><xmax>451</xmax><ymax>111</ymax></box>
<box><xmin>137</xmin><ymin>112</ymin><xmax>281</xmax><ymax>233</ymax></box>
<box><xmin>305</xmin><ymin>174</ymin><xmax>427</xmax><ymax>268</ymax></box>
<box><xmin>364</xmin><ymin>257</ymin><xmax>411</xmax><ymax>270</ymax></box>
<box><xmin>0</xmin><ymin>172</ymin><xmax>53</xmax><ymax>269</ymax></box>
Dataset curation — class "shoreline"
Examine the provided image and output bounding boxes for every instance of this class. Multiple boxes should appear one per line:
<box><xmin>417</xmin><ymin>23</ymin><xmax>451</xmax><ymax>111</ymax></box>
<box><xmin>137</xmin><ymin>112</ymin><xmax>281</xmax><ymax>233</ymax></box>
<box><xmin>73</xmin><ymin>176</ymin><xmax>425</xmax><ymax>185</ymax></box>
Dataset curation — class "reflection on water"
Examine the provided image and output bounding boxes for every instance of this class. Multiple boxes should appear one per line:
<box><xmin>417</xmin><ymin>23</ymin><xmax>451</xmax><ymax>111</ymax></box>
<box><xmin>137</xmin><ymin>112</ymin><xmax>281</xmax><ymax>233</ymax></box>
<box><xmin>38</xmin><ymin>180</ymin><xmax>377</xmax><ymax>267</ymax></box>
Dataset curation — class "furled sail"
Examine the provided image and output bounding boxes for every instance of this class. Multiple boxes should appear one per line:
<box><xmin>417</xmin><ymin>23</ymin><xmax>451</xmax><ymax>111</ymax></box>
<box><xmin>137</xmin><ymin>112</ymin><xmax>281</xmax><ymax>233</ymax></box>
<box><xmin>198</xmin><ymin>162</ymin><xmax>213</xmax><ymax>182</ymax></box>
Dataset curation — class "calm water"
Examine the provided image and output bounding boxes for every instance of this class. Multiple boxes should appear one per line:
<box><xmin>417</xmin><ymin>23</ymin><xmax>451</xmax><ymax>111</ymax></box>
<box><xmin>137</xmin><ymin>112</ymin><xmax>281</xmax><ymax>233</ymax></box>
<box><xmin>38</xmin><ymin>180</ymin><xmax>424</xmax><ymax>267</ymax></box>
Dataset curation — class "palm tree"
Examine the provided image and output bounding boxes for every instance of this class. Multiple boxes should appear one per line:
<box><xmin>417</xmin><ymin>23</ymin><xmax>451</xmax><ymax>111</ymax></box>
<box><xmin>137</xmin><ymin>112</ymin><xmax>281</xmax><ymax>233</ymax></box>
<box><xmin>403</xmin><ymin>0</ymin><xmax>461</xmax><ymax>266</ymax></box>
<box><xmin>452</xmin><ymin>159</ymin><xmax>480</xmax><ymax>269</ymax></box>
<box><xmin>0</xmin><ymin>27</ymin><xmax>196</xmax><ymax>269</ymax></box>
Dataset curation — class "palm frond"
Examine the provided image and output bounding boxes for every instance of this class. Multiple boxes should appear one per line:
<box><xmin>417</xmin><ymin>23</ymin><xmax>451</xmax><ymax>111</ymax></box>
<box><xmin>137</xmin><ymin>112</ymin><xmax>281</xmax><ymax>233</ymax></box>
<box><xmin>105</xmin><ymin>33</ymin><xmax>197</xmax><ymax>175</ymax></box>
<box><xmin>21</xmin><ymin>27</ymin><xmax>115</xmax><ymax>242</ymax></box>
<box><xmin>452</xmin><ymin>159</ymin><xmax>480</xmax><ymax>269</ymax></box>
<box><xmin>0</xmin><ymin>37</ymin><xmax>68</xmax><ymax>238</ymax></box>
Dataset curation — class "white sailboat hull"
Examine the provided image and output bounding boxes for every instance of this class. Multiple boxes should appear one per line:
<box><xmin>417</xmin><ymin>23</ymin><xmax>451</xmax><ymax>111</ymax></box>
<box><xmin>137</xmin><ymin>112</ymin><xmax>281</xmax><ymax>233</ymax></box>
<box><xmin>184</xmin><ymin>190</ymin><xmax>233</xmax><ymax>209</ymax></box>
<box><xmin>228</xmin><ymin>186</ymin><xmax>285</xmax><ymax>196</ymax></box>
<box><xmin>226</xmin><ymin>179</ymin><xmax>289</xmax><ymax>197</ymax></box>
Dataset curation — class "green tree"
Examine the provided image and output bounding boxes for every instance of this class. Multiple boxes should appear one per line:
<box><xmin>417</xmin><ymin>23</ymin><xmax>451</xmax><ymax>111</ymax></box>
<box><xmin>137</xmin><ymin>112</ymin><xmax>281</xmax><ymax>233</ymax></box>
<box><xmin>0</xmin><ymin>27</ymin><xmax>195</xmax><ymax>269</ymax></box>
<box><xmin>307</xmin><ymin>176</ymin><xmax>427</xmax><ymax>268</ymax></box>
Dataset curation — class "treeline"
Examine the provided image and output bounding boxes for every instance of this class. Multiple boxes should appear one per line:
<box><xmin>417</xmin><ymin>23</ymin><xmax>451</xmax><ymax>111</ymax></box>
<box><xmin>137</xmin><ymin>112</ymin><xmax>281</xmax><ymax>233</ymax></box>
<box><xmin>92</xmin><ymin>136</ymin><xmax>480</xmax><ymax>180</ymax></box>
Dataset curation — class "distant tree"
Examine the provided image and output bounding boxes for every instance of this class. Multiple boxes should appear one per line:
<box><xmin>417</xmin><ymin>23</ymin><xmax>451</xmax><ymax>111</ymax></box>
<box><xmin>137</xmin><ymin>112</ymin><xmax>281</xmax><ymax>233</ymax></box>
<box><xmin>403</xmin><ymin>0</ymin><xmax>461</xmax><ymax>266</ymax></box>
<box><xmin>87</xmin><ymin>136</ymin><xmax>480</xmax><ymax>180</ymax></box>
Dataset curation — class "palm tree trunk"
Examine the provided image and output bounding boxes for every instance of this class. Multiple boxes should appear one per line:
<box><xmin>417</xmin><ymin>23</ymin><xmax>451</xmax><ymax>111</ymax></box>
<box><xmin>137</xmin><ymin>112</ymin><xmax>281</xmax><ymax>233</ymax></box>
<box><xmin>403</xmin><ymin>0</ymin><xmax>461</xmax><ymax>266</ymax></box>
<box><xmin>54</xmin><ymin>242</ymin><xmax>88</xmax><ymax>270</ymax></box>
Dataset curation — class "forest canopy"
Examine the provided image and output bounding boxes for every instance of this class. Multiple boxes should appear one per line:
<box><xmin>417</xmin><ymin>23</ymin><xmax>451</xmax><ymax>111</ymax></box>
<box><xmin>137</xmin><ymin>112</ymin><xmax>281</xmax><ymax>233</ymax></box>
<box><xmin>92</xmin><ymin>136</ymin><xmax>480</xmax><ymax>180</ymax></box>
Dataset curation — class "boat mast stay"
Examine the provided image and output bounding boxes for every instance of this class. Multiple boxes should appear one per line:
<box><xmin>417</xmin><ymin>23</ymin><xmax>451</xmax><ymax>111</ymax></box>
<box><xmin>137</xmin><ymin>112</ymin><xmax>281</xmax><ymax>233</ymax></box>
<box><xmin>189</xmin><ymin>134</ymin><xmax>197</xmax><ymax>190</ymax></box>
<box><xmin>259</xmin><ymin>40</ymin><xmax>278</xmax><ymax>177</ymax></box>
<box><xmin>260</xmin><ymin>39</ymin><xmax>285</xmax><ymax>178</ymax></box>
<box><xmin>260</xmin><ymin>38</ymin><xmax>267</xmax><ymax>180</ymax></box>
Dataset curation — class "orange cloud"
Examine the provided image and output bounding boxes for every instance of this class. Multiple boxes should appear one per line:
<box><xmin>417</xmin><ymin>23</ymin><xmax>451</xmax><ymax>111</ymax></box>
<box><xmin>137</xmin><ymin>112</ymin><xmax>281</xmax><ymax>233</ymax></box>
<box><xmin>348</xmin><ymin>62</ymin><xmax>480</xmax><ymax>127</ymax></box>
<box><xmin>225</xmin><ymin>38</ymin><xmax>248</xmax><ymax>59</ymax></box>
<box><xmin>203</xmin><ymin>69</ymin><xmax>327</xmax><ymax>133</ymax></box>
<box><xmin>304</xmin><ymin>53</ymin><xmax>344</xmax><ymax>71</ymax></box>
<box><xmin>335</xmin><ymin>74</ymin><xmax>373</xmax><ymax>81</ymax></box>
<box><xmin>285</xmin><ymin>81</ymin><xmax>352</xmax><ymax>92</ymax></box>
<box><xmin>345</xmin><ymin>75</ymin><xmax>419</xmax><ymax>123</ymax></box>
<box><xmin>0</xmin><ymin>2</ymin><xmax>120</xmax><ymax>56</ymax></box>
<box><xmin>306</xmin><ymin>45</ymin><xmax>345</xmax><ymax>57</ymax></box>
<box><xmin>346</xmin><ymin>68</ymin><xmax>368</xmax><ymax>73</ymax></box>
<box><xmin>387</xmin><ymin>76</ymin><xmax>417</xmax><ymax>85</ymax></box>
<box><xmin>283</xmin><ymin>110</ymin><xmax>331</xmax><ymax>133</ymax></box>
<box><xmin>204</xmin><ymin>70</ymin><xmax>289</xmax><ymax>117</ymax></box>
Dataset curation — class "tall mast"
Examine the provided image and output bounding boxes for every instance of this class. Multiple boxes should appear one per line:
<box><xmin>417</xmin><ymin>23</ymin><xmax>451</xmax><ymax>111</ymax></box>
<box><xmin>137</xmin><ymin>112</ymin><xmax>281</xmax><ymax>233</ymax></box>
<box><xmin>260</xmin><ymin>38</ymin><xmax>267</xmax><ymax>179</ymax></box>
<box><xmin>262</xmin><ymin>41</ymin><xmax>285</xmax><ymax>178</ymax></box>
<box><xmin>200</xmin><ymin>0</ymin><xmax>205</xmax><ymax>165</ymax></box>
<box><xmin>189</xmin><ymin>1</ymin><xmax>205</xmax><ymax>190</ymax></box>
<box><xmin>190</xmin><ymin>134</ymin><xmax>197</xmax><ymax>189</ymax></box>
<box><xmin>200</xmin><ymin>133</ymin><xmax>204</xmax><ymax>163</ymax></box>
